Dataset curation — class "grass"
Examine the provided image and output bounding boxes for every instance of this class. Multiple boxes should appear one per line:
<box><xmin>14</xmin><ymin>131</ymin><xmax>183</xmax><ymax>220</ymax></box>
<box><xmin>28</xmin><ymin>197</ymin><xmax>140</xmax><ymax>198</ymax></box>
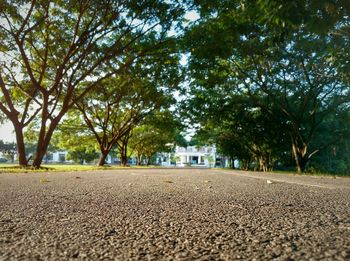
<box><xmin>215</xmin><ymin>167</ymin><xmax>350</xmax><ymax>178</ymax></box>
<box><xmin>0</xmin><ymin>163</ymin><xmax>168</xmax><ymax>173</ymax></box>
<box><xmin>270</xmin><ymin>169</ymin><xmax>350</xmax><ymax>177</ymax></box>
<box><xmin>1</xmin><ymin>163</ymin><xmax>348</xmax><ymax>177</ymax></box>
<box><xmin>0</xmin><ymin>163</ymin><xmax>131</xmax><ymax>173</ymax></box>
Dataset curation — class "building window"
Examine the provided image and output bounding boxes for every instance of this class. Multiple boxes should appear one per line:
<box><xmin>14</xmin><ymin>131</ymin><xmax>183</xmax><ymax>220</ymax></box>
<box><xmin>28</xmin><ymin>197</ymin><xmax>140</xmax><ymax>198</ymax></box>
<box><xmin>59</xmin><ymin>153</ymin><xmax>66</xmax><ymax>162</ymax></box>
<box><xmin>191</xmin><ymin>156</ymin><xmax>199</xmax><ymax>164</ymax></box>
<box><xmin>46</xmin><ymin>153</ymin><xmax>53</xmax><ymax>161</ymax></box>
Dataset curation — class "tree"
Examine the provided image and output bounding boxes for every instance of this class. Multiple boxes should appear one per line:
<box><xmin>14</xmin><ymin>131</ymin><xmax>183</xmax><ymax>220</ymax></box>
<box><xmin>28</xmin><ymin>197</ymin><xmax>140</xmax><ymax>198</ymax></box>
<box><xmin>117</xmin><ymin>130</ymin><xmax>132</xmax><ymax>166</ymax></box>
<box><xmin>55</xmin><ymin>130</ymin><xmax>99</xmax><ymax>165</ymax></box>
<box><xmin>170</xmin><ymin>154</ymin><xmax>181</xmax><ymax>166</ymax></box>
<box><xmin>73</xmin><ymin>70</ymin><xmax>176</xmax><ymax>166</ymax></box>
<box><xmin>306</xmin><ymin>106</ymin><xmax>350</xmax><ymax>175</ymax></box>
<box><xmin>0</xmin><ymin>0</ymin><xmax>185</xmax><ymax>168</ymax></box>
<box><xmin>129</xmin><ymin>110</ymin><xmax>185</xmax><ymax>165</ymax></box>
<box><xmin>66</xmin><ymin>147</ymin><xmax>99</xmax><ymax>165</ymax></box>
<box><xmin>70</xmin><ymin>29</ymin><xmax>182</xmax><ymax>166</ymax></box>
<box><xmin>183</xmin><ymin>1</ymin><xmax>350</xmax><ymax>173</ymax></box>
<box><xmin>232</xmin><ymin>32</ymin><xmax>349</xmax><ymax>172</ymax></box>
<box><xmin>185</xmin><ymin>92</ymin><xmax>288</xmax><ymax>171</ymax></box>
<box><xmin>24</xmin><ymin>122</ymin><xmax>60</xmax><ymax>163</ymax></box>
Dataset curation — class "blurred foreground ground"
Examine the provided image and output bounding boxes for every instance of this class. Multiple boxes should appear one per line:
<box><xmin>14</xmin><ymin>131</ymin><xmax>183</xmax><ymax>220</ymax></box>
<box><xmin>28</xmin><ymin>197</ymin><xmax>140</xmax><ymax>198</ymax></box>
<box><xmin>0</xmin><ymin>169</ymin><xmax>349</xmax><ymax>260</ymax></box>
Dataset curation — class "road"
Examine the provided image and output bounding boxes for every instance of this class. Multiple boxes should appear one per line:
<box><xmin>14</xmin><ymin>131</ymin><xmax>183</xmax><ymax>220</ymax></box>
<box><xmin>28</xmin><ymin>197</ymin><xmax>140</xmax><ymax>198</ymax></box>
<box><xmin>0</xmin><ymin>169</ymin><xmax>349</xmax><ymax>260</ymax></box>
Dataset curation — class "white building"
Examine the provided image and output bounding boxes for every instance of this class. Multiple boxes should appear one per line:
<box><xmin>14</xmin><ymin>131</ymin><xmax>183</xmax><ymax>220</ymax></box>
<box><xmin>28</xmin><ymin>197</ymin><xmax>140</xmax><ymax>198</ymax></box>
<box><xmin>44</xmin><ymin>151</ymin><xmax>72</xmax><ymax>163</ymax></box>
<box><xmin>28</xmin><ymin>145</ymin><xmax>228</xmax><ymax>167</ymax></box>
<box><xmin>175</xmin><ymin>145</ymin><xmax>216</xmax><ymax>167</ymax></box>
<box><xmin>159</xmin><ymin>145</ymin><xmax>225</xmax><ymax>167</ymax></box>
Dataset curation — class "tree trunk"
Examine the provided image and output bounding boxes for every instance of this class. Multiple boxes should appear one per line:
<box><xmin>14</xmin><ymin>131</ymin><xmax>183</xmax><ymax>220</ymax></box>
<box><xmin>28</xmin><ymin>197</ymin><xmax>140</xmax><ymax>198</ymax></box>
<box><xmin>146</xmin><ymin>156</ymin><xmax>151</xmax><ymax>166</ymax></box>
<box><xmin>32</xmin><ymin>148</ymin><xmax>46</xmax><ymax>169</ymax></box>
<box><xmin>32</xmin><ymin>126</ymin><xmax>57</xmax><ymax>168</ymax></box>
<box><xmin>117</xmin><ymin>134</ymin><xmax>131</xmax><ymax>166</ymax></box>
<box><xmin>242</xmin><ymin>159</ymin><xmax>250</xmax><ymax>171</ymax></box>
<box><xmin>32</xmin><ymin>145</ymin><xmax>48</xmax><ymax>168</ymax></box>
<box><xmin>259</xmin><ymin>157</ymin><xmax>264</xmax><ymax>172</ymax></box>
<box><xmin>292</xmin><ymin>141</ymin><xmax>308</xmax><ymax>173</ymax></box>
<box><xmin>13</xmin><ymin>122</ymin><xmax>27</xmax><ymax>167</ymax></box>
<box><xmin>121</xmin><ymin>154</ymin><xmax>127</xmax><ymax>166</ymax></box>
<box><xmin>258</xmin><ymin>157</ymin><xmax>268</xmax><ymax>172</ymax></box>
<box><xmin>136</xmin><ymin>152</ymin><xmax>142</xmax><ymax>166</ymax></box>
<box><xmin>229</xmin><ymin>156</ymin><xmax>235</xmax><ymax>169</ymax></box>
<box><xmin>120</xmin><ymin>143</ymin><xmax>128</xmax><ymax>166</ymax></box>
<box><xmin>295</xmin><ymin>154</ymin><xmax>307</xmax><ymax>173</ymax></box>
<box><xmin>32</xmin><ymin>114</ymin><xmax>65</xmax><ymax>169</ymax></box>
<box><xmin>98</xmin><ymin>152</ymin><xmax>109</xmax><ymax>166</ymax></box>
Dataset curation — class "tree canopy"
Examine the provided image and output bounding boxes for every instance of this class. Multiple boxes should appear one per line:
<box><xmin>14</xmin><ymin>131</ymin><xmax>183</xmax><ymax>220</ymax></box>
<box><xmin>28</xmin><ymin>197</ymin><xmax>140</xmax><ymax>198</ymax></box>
<box><xmin>1</xmin><ymin>0</ymin><xmax>349</xmax><ymax>174</ymax></box>
<box><xmin>0</xmin><ymin>0</ymin><xmax>185</xmax><ymax>167</ymax></box>
<box><xmin>182</xmin><ymin>0</ymin><xmax>350</xmax><ymax>173</ymax></box>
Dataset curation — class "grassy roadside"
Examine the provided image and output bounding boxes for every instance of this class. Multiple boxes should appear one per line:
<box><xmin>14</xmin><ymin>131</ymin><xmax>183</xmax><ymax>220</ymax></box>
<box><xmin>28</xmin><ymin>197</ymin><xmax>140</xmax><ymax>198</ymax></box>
<box><xmin>1</xmin><ymin>164</ymin><xmax>348</xmax><ymax>177</ymax></box>
<box><xmin>0</xmin><ymin>164</ymin><xmax>141</xmax><ymax>173</ymax></box>
<box><xmin>214</xmin><ymin>167</ymin><xmax>350</xmax><ymax>178</ymax></box>
<box><xmin>272</xmin><ymin>170</ymin><xmax>350</xmax><ymax>178</ymax></box>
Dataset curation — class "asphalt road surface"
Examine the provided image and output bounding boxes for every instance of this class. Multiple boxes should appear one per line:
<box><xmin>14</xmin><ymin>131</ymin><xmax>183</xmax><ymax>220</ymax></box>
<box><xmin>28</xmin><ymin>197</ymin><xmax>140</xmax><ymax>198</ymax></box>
<box><xmin>0</xmin><ymin>169</ymin><xmax>349</xmax><ymax>260</ymax></box>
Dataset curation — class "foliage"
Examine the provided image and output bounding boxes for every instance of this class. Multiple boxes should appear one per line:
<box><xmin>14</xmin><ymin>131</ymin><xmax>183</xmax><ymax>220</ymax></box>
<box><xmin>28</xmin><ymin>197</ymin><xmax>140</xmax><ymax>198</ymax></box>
<box><xmin>182</xmin><ymin>0</ymin><xmax>350</xmax><ymax>174</ymax></box>
<box><xmin>0</xmin><ymin>0</ymin><xmax>186</xmax><ymax>167</ymax></box>
<box><xmin>204</xmin><ymin>154</ymin><xmax>214</xmax><ymax>167</ymax></box>
<box><xmin>69</xmin><ymin>65</ymin><xmax>178</xmax><ymax>166</ymax></box>
<box><xmin>67</xmin><ymin>21</ymin><xmax>183</xmax><ymax>166</ymax></box>
<box><xmin>1</xmin><ymin>0</ymin><xmax>349</xmax><ymax>175</ymax></box>
<box><xmin>53</xmin><ymin>127</ymin><xmax>99</xmax><ymax>164</ymax></box>
<box><xmin>129</xmin><ymin>110</ymin><xmax>186</xmax><ymax>165</ymax></box>
<box><xmin>170</xmin><ymin>154</ymin><xmax>181</xmax><ymax>165</ymax></box>
<box><xmin>66</xmin><ymin>147</ymin><xmax>99</xmax><ymax>165</ymax></box>
<box><xmin>306</xmin><ymin>107</ymin><xmax>350</xmax><ymax>175</ymax></box>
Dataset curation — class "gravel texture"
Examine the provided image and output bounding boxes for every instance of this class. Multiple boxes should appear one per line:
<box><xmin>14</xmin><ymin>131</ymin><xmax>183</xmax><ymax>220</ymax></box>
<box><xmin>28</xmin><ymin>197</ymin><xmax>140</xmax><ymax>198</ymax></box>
<box><xmin>0</xmin><ymin>168</ymin><xmax>349</xmax><ymax>260</ymax></box>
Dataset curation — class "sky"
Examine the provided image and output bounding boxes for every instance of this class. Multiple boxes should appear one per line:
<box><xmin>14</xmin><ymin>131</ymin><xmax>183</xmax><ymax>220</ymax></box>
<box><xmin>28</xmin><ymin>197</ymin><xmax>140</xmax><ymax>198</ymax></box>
<box><xmin>184</xmin><ymin>10</ymin><xmax>200</xmax><ymax>22</ymax></box>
